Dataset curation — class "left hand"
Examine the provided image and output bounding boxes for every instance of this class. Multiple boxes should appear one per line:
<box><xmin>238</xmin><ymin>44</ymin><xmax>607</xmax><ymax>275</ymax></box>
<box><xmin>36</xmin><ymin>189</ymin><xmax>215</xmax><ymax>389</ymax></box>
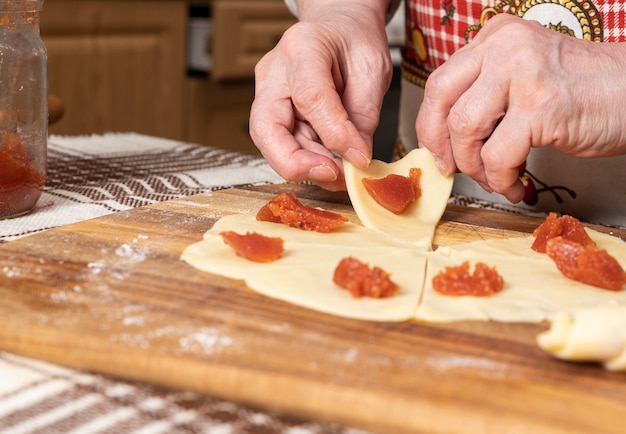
<box><xmin>416</xmin><ymin>14</ymin><xmax>626</xmax><ymax>203</ymax></box>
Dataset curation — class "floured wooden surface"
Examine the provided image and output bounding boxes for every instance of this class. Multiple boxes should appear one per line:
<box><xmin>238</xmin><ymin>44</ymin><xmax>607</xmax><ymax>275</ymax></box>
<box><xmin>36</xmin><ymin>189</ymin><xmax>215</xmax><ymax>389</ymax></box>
<box><xmin>0</xmin><ymin>183</ymin><xmax>625</xmax><ymax>434</ymax></box>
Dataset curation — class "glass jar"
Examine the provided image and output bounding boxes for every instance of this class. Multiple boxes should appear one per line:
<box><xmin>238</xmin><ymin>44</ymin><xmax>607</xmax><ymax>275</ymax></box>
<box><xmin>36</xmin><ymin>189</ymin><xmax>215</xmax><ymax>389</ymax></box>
<box><xmin>0</xmin><ymin>0</ymin><xmax>47</xmax><ymax>219</ymax></box>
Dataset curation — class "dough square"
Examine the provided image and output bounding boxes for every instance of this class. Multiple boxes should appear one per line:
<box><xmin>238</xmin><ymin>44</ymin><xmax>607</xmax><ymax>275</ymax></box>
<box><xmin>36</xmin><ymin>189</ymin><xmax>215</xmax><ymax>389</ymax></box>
<box><xmin>182</xmin><ymin>214</ymin><xmax>427</xmax><ymax>322</ymax></box>
<box><xmin>417</xmin><ymin>234</ymin><xmax>626</xmax><ymax>323</ymax></box>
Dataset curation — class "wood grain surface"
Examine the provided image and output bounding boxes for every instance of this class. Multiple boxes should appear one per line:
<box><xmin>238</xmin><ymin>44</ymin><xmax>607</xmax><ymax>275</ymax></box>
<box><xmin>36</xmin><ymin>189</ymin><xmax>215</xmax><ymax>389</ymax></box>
<box><xmin>0</xmin><ymin>183</ymin><xmax>624</xmax><ymax>434</ymax></box>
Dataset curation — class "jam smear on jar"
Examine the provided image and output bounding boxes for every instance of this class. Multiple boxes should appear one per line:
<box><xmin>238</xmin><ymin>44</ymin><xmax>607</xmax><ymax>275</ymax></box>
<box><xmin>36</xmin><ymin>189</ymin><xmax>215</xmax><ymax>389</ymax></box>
<box><xmin>0</xmin><ymin>133</ymin><xmax>45</xmax><ymax>218</ymax></box>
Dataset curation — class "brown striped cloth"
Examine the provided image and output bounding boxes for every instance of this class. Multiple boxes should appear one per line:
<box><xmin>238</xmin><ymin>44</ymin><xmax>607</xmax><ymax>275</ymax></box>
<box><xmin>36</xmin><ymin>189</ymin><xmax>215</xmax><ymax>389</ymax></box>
<box><xmin>0</xmin><ymin>352</ymin><xmax>365</xmax><ymax>434</ymax></box>
<box><xmin>0</xmin><ymin>133</ymin><xmax>285</xmax><ymax>242</ymax></box>
<box><xmin>0</xmin><ymin>133</ymin><xmax>367</xmax><ymax>434</ymax></box>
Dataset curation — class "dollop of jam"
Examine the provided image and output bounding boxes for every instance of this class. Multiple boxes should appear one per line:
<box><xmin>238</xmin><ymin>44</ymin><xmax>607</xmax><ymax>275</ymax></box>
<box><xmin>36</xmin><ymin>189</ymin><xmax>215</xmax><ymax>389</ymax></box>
<box><xmin>362</xmin><ymin>167</ymin><xmax>422</xmax><ymax>215</ymax></box>
<box><xmin>221</xmin><ymin>231</ymin><xmax>284</xmax><ymax>263</ymax></box>
<box><xmin>256</xmin><ymin>192</ymin><xmax>347</xmax><ymax>232</ymax></box>
<box><xmin>333</xmin><ymin>257</ymin><xmax>399</xmax><ymax>298</ymax></box>
<box><xmin>432</xmin><ymin>261</ymin><xmax>504</xmax><ymax>296</ymax></box>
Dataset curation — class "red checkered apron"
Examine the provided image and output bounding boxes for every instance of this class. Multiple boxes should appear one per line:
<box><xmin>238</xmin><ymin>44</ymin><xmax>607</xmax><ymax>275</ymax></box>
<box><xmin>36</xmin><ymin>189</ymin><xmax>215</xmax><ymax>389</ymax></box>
<box><xmin>401</xmin><ymin>0</ymin><xmax>626</xmax><ymax>86</ymax></box>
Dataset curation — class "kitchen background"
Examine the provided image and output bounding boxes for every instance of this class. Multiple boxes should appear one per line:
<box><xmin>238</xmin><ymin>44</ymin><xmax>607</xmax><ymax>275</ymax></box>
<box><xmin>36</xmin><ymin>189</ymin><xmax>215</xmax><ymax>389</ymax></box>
<box><xmin>43</xmin><ymin>0</ymin><xmax>405</xmax><ymax>162</ymax></box>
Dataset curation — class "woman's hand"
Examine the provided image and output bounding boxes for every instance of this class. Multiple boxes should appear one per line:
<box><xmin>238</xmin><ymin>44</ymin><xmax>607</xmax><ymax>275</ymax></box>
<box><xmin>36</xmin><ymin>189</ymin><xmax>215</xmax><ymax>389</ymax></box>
<box><xmin>249</xmin><ymin>0</ymin><xmax>392</xmax><ymax>191</ymax></box>
<box><xmin>417</xmin><ymin>14</ymin><xmax>626</xmax><ymax>202</ymax></box>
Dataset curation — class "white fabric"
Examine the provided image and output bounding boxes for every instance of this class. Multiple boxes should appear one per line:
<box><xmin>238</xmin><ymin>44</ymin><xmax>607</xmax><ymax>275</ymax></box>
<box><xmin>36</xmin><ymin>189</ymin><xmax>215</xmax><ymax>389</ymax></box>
<box><xmin>0</xmin><ymin>133</ymin><xmax>285</xmax><ymax>242</ymax></box>
<box><xmin>0</xmin><ymin>352</ymin><xmax>365</xmax><ymax>433</ymax></box>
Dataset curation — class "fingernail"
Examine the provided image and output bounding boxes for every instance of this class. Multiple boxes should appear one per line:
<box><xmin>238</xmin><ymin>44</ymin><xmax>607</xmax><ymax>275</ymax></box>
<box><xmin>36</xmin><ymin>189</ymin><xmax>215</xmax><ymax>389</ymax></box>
<box><xmin>344</xmin><ymin>148</ymin><xmax>370</xmax><ymax>168</ymax></box>
<box><xmin>432</xmin><ymin>154</ymin><xmax>451</xmax><ymax>176</ymax></box>
<box><xmin>308</xmin><ymin>164</ymin><xmax>338</xmax><ymax>182</ymax></box>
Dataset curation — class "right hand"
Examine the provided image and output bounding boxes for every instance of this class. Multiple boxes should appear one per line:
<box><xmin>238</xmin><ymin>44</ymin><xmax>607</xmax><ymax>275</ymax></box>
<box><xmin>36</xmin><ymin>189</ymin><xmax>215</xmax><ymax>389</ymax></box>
<box><xmin>416</xmin><ymin>14</ymin><xmax>626</xmax><ymax>203</ymax></box>
<box><xmin>249</xmin><ymin>1</ymin><xmax>392</xmax><ymax>191</ymax></box>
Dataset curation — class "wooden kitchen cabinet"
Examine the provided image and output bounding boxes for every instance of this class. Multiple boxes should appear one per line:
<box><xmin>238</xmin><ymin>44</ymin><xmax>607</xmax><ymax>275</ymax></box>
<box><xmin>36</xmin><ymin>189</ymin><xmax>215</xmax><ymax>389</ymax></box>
<box><xmin>41</xmin><ymin>0</ymin><xmax>187</xmax><ymax>140</ymax></box>
<box><xmin>184</xmin><ymin>77</ymin><xmax>258</xmax><ymax>155</ymax></box>
<box><xmin>211</xmin><ymin>0</ymin><xmax>296</xmax><ymax>80</ymax></box>
<box><xmin>184</xmin><ymin>0</ymin><xmax>296</xmax><ymax>154</ymax></box>
<box><xmin>40</xmin><ymin>0</ymin><xmax>295</xmax><ymax>154</ymax></box>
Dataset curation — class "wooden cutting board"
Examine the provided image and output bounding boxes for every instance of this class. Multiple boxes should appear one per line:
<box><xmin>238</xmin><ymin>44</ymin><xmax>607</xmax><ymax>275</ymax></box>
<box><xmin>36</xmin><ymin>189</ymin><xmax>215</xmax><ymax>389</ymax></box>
<box><xmin>0</xmin><ymin>183</ymin><xmax>624</xmax><ymax>434</ymax></box>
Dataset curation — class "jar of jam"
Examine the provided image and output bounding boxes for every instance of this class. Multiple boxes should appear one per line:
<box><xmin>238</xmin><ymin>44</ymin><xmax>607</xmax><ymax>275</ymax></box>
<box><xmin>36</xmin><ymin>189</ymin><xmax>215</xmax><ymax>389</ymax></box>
<box><xmin>0</xmin><ymin>0</ymin><xmax>47</xmax><ymax>219</ymax></box>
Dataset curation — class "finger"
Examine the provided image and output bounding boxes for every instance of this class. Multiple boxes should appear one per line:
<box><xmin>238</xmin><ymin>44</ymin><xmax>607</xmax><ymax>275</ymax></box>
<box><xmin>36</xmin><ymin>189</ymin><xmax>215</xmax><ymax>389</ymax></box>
<box><xmin>480</xmin><ymin>114</ymin><xmax>530</xmax><ymax>203</ymax></box>
<box><xmin>340</xmin><ymin>50</ymin><xmax>393</xmax><ymax>158</ymax></box>
<box><xmin>250</xmin><ymin>91</ymin><xmax>342</xmax><ymax>185</ymax></box>
<box><xmin>309</xmin><ymin>154</ymin><xmax>347</xmax><ymax>192</ymax></box>
<box><xmin>416</xmin><ymin>46</ymin><xmax>481</xmax><ymax>175</ymax></box>
<box><xmin>446</xmin><ymin>76</ymin><xmax>507</xmax><ymax>187</ymax></box>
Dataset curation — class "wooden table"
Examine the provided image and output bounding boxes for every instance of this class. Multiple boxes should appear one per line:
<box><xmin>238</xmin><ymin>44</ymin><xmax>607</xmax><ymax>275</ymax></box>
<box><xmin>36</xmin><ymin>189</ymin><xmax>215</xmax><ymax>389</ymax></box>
<box><xmin>1</xmin><ymin>181</ymin><xmax>624</xmax><ymax>434</ymax></box>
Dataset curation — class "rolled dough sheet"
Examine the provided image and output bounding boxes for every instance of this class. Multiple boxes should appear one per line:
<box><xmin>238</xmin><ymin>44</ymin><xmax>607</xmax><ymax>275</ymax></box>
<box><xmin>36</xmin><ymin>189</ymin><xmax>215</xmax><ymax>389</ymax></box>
<box><xmin>416</xmin><ymin>230</ymin><xmax>626</xmax><ymax>323</ymax></box>
<box><xmin>182</xmin><ymin>214</ymin><xmax>427</xmax><ymax>322</ymax></box>
<box><xmin>182</xmin><ymin>149</ymin><xmax>625</xmax><ymax>330</ymax></box>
